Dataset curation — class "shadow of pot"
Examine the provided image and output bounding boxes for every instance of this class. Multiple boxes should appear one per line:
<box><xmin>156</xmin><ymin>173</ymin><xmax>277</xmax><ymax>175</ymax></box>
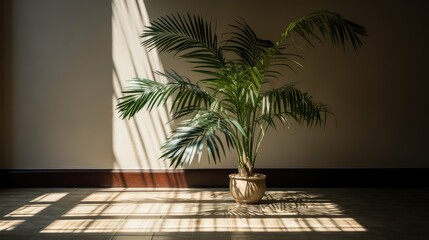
<box><xmin>229</xmin><ymin>173</ymin><xmax>266</xmax><ymax>204</ymax></box>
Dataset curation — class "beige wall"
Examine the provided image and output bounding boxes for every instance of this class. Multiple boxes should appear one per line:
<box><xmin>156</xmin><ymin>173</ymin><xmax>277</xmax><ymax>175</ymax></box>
<box><xmin>3</xmin><ymin>0</ymin><xmax>428</xmax><ymax>169</ymax></box>
<box><xmin>8</xmin><ymin>0</ymin><xmax>113</xmax><ymax>169</ymax></box>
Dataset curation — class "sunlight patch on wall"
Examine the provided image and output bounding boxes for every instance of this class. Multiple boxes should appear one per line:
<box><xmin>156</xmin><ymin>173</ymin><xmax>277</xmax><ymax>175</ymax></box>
<box><xmin>112</xmin><ymin>0</ymin><xmax>171</xmax><ymax>169</ymax></box>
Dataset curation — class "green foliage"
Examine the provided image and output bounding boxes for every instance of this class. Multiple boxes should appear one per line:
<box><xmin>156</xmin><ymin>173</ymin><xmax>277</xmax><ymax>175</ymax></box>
<box><xmin>116</xmin><ymin>11</ymin><xmax>366</xmax><ymax>175</ymax></box>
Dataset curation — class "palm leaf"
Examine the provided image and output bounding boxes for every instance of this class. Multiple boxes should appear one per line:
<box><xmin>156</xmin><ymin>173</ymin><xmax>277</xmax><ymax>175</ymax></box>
<box><xmin>116</xmin><ymin>70</ymin><xmax>212</xmax><ymax>119</ymax></box>
<box><xmin>223</xmin><ymin>19</ymin><xmax>275</xmax><ymax>66</ymax></box>
<box><xmin>160</xmin><ymin>111</ymin><xmax>241</xmax><ymax>168</ymax></box>
<box><xmin>282</xmin><ymin>10</ymin><xmax>367</xmax><ymax>50</ymax></box>
<box><xmin>261</xmin><ymin>84</ymin><xmax>329</xmax><ymax>127</ymax></box>
<box><xmin>261</xmin><ymin>10</ymin><xmax>366</xmax><ymax>79</ymax></box>
<box><xmin>142</xmin><ymin>13</ymin><xmax>225</xmax><ymax>74</ymax></box>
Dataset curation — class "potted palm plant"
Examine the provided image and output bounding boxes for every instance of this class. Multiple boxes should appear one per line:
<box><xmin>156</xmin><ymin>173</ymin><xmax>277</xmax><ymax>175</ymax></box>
<box><xmin>117</xmin><ymin>11</ymin><xmax>366</xmax><ymax>203</ymax></box>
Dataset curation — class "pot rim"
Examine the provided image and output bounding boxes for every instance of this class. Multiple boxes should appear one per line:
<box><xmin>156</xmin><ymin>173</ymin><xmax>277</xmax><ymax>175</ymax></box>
<box><xmin>229</xmin><ymin>173</ymin><xmax>266</xmax><ymax>179</ymax></box>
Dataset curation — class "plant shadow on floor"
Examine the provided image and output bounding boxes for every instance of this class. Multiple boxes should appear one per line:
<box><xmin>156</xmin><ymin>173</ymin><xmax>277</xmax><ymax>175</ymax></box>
<box><xmin>198</xmin><ymin>190</ymin><xmax>343</xmax><ymax>217</ymax></box>
<box><xmin>2</xmin><ymin>188</ymin><xmax>427</xmax><ymax>239</ymax></box>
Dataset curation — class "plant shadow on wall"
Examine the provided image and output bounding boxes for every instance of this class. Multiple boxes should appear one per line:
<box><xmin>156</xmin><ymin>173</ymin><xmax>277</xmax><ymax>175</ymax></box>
<box><xmin>116</xmin><ymin>10</ymin><xmax>366</xmax><ymax>202</ymax></box>
<box><xmin>112</xmin><ymin>0</ymin><xmax>190</xmax><ymax>187</ymax></box>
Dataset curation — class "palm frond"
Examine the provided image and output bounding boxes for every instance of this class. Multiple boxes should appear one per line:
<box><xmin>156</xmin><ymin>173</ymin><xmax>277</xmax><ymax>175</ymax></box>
<box><xmin>261</xmin><ymin>84</ymin><xmax>329</xmax><ymax>127</ymax></box>
<box><xmin>262</xmin><ymin>51</ymin><xmax>304</xmax><ymax>80</ymax></box>
<box><xmin>260</xmin><ymin>11</ymin><xmax>366</xmax><ymax>79</ymax></box>
<box><xmin>116</xmin><ymin>70</ymin><xmax>212</xmax><ymax>119</ymax></box>
<box><xmin>142</xmin><ymin>13</ymin><xmax>225</xmax><ymax>73</ymax></box>
<box><xmin>160</xmin><ymin>111</ymin><xmax>242</xmax><ymax>168</ymax></box>
<box><xmin>283</xmin><ymin>10</ymin><xmax>367</xmax><ymax>50</ymax></box>
<box><xmin>223</xmin><ymin>19</ymin><xmax>275</xmax><ymax>66</ymax></box>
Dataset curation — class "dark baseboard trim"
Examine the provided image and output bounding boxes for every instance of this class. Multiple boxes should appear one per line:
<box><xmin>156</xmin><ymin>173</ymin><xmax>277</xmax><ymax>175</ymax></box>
<box><xmin>0</xmin><ymin>169</ymin><xmax>427</xmax><ymax>188</ymax></box>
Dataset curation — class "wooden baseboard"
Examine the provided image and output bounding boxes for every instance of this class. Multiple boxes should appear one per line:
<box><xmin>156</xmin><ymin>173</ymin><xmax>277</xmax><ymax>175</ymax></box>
<box><xmin>1</xmin><ymin>168</ymin><xmax>427</xmax><ymax>188</ymax></box>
